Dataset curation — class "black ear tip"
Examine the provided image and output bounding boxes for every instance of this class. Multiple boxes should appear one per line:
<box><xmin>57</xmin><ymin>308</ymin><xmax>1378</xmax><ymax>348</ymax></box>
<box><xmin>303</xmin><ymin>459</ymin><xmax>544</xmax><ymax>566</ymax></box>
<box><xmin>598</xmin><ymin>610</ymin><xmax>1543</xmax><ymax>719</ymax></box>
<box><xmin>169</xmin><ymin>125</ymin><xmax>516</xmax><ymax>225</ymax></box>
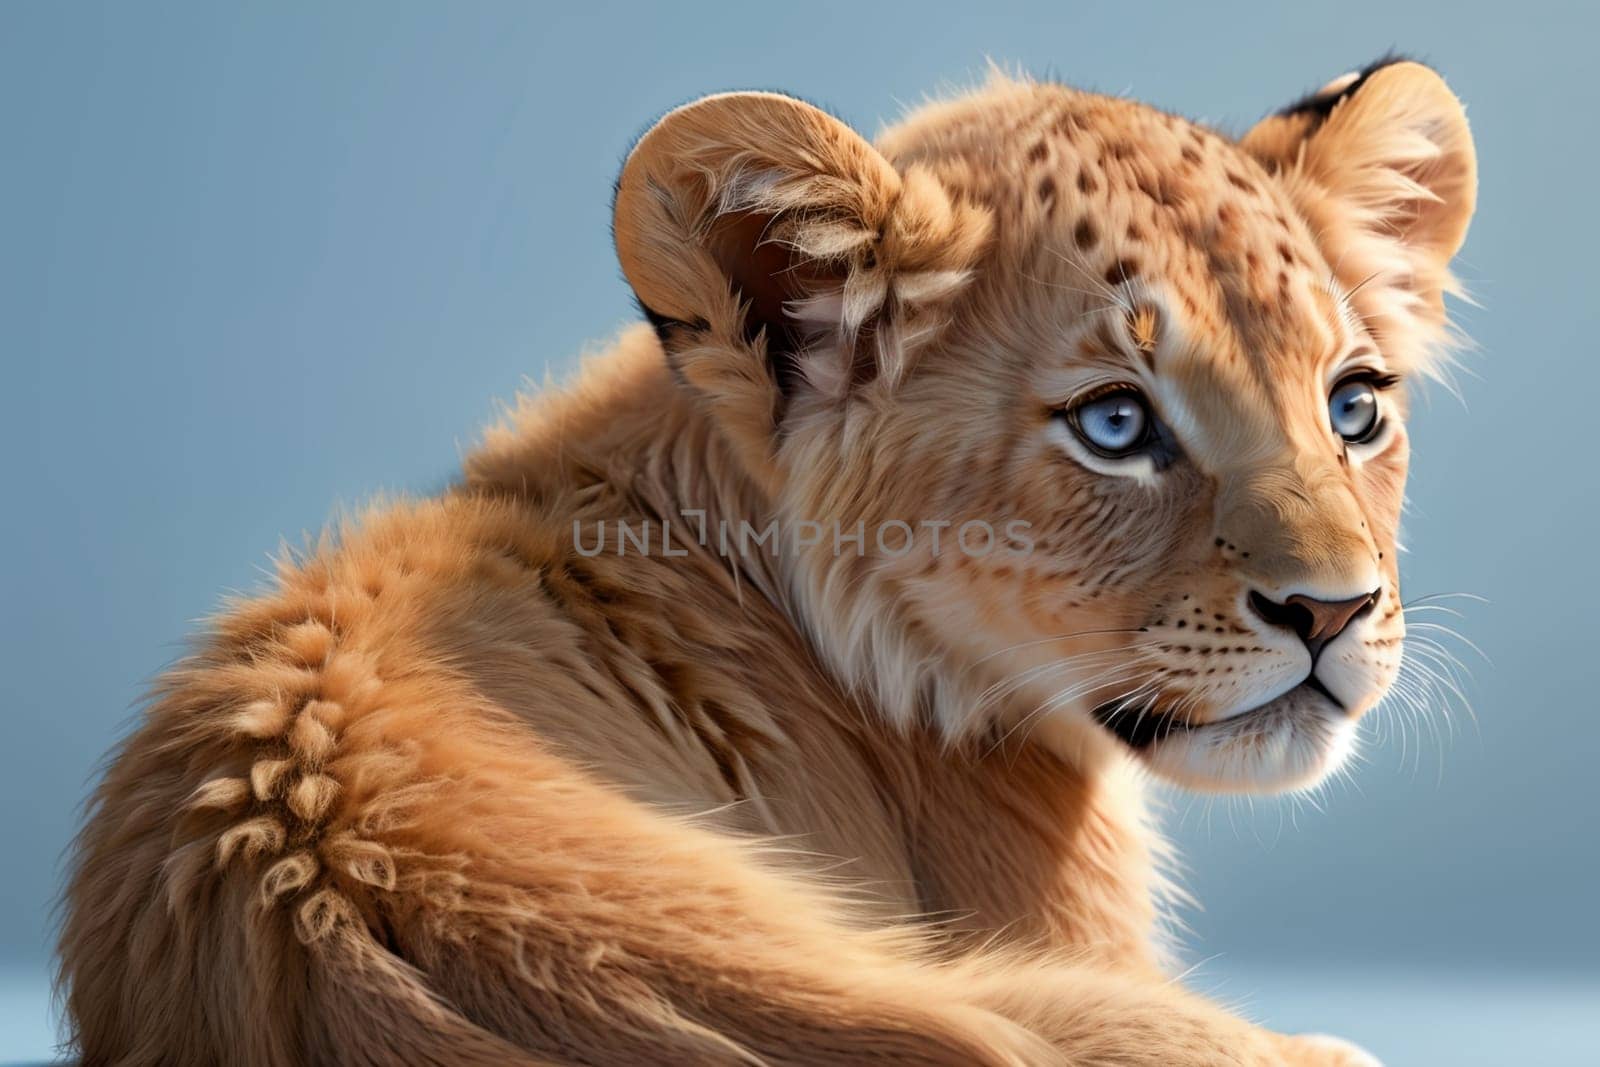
<box><xmin>1277</xmin><ymin>51</ymin><xmax>1429</xmax><ymax>120</ymax></box>
<box><xmin>634</xmin><ymin>297</ymin><xmax>706</xmax><ymax>346</ymax></box>
<box><xmin>637</xmin><ymin>299</ymin><xmax>677</xmax><ymax>339</ymax></box>
<box><xmin>1361</xmin><ymin>50</ymin><xmax>1424</xmax><ymax>76</ymax></box>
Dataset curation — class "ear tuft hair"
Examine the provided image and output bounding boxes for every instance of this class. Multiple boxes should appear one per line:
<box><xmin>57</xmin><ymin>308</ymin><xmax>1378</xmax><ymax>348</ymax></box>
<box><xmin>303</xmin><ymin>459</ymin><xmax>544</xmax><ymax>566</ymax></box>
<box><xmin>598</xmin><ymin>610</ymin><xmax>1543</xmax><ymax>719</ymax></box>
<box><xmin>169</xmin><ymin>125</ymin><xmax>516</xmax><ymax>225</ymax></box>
<box><xmin>613</xmin><ymin>92</ymin><xmax>991</xmax><ymax>419</ymax></box>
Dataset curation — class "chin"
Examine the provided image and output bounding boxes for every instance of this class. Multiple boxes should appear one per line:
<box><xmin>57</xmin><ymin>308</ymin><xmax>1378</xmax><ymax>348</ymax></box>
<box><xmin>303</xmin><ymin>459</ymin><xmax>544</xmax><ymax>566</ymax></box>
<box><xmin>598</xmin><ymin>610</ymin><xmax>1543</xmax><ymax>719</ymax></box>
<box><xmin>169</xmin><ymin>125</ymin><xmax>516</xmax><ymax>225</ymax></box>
<box><xmin>1100</xmin><ymin>682</ymin><xmax>1364</xmax><ymax>794</ymax></box>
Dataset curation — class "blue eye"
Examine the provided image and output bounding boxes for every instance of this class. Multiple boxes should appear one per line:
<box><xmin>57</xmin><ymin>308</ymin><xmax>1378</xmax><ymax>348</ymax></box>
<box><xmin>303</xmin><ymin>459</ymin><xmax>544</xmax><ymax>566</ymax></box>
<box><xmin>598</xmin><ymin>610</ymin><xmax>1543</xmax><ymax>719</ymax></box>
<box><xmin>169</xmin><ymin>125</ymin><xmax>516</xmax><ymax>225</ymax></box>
<box><xmin>1329</xmin><ymin>377</ymin><xmax>1382</xmax><ymax>443</ymax></box>
<box><xmin>1071</xmin><ymin>390</ymin><xmax>1150</xmax><ymax>456</ymax></box>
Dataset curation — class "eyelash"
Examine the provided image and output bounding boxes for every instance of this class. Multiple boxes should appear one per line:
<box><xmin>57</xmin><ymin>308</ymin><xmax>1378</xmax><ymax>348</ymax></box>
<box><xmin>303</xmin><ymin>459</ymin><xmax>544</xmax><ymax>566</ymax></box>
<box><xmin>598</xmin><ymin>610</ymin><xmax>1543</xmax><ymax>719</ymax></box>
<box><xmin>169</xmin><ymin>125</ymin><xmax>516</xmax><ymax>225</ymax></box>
<box><xmin>1065</xmin><ymin>381</ymin><xmax>1140</xmax><ymax>407</ymax></box>
<box><xmin>1337</xmin><ymin>369</ymin><xmax>1401</xmax><ymax>391</ymax></box>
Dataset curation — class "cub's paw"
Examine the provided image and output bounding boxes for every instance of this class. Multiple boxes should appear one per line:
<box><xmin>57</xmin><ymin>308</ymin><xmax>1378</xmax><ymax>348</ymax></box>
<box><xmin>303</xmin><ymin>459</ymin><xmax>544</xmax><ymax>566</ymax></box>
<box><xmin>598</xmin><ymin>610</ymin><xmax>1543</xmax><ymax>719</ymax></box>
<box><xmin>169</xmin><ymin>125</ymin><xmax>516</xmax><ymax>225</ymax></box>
<box><xmin>1279</xmin><ymin>1032</ymin><xmax>1383</xmax><ymax>1067</ymax></box>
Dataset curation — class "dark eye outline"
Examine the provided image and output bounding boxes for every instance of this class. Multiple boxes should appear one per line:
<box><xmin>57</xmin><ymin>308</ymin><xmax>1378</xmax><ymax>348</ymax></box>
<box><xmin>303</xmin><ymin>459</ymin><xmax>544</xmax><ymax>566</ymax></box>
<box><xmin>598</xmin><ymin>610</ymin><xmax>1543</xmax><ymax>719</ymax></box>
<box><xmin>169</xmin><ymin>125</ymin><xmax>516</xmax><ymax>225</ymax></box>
<box><xmin>1060</xmin><ymin>385</ymin><xmax>1158</xmax><ymax>459</ymax></box>
<box><xmin>1327</xmin><ymin>370</ymin><xmax>1399</xmax><ymax>446</ymax></box>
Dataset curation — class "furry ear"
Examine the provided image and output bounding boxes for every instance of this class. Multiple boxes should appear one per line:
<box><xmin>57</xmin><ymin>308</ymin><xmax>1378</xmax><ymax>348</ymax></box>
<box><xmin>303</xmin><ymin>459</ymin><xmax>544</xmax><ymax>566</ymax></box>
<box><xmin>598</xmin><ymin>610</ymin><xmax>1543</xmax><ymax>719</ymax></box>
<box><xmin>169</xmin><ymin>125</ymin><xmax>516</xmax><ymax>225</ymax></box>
<box><xmin>614</xmin><ymin>92</ymin><xmax>989</xmax><ymax>458</ymax></box>
<box><xmin>1243</xmin><ymin>58</ymin><xmax>1477</xmax><ymax>375</ymax></box>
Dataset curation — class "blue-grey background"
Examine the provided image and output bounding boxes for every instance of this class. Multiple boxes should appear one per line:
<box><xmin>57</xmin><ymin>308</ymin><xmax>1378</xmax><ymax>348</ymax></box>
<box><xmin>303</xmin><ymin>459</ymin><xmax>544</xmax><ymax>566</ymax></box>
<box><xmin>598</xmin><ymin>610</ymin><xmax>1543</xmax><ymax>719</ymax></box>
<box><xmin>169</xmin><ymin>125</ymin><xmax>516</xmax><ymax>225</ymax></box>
<box><xmin>3</xmin><ymin>2</ymin><xmax>1596</xmax><ymax>1062</ymax></box>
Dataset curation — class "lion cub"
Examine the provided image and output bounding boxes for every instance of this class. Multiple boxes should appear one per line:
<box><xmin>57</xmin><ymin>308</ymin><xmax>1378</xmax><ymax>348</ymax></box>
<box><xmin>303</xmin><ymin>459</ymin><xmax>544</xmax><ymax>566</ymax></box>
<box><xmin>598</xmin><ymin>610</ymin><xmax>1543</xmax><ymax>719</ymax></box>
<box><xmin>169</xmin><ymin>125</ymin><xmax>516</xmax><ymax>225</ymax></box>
<box><xmin>62</xmin><ymin>59</ymin><xmax>1472</xmax><ymax>1065</ymax></box>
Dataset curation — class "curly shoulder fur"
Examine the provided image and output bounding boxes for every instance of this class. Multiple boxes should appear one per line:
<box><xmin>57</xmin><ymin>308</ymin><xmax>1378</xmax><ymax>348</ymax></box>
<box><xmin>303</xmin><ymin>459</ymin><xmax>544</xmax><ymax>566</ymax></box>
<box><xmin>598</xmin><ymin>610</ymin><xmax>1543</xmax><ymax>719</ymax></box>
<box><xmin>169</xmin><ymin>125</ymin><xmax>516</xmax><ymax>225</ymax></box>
<box><xmin>60</xmin><ymin>61</ymin><xmax>1473</xmax><ymax>1065</ymax></box>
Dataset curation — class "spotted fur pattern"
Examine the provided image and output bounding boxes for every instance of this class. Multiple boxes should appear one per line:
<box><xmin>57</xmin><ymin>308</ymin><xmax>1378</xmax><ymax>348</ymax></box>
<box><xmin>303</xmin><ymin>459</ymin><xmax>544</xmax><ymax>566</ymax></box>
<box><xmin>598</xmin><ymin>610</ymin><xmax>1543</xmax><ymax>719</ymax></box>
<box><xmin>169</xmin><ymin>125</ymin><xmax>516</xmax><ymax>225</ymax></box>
<box><xmin>60</xmin><ymin>62</ymin><xmax>1471</xmax><ymax>1065</ymax></box>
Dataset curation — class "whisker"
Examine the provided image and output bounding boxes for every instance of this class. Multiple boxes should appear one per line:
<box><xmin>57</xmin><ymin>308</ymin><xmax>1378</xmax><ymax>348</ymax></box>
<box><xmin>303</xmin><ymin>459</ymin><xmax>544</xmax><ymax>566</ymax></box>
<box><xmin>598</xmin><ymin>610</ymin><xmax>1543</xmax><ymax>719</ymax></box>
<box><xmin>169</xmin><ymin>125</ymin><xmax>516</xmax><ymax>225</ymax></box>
<box><xmin>982</xmin><ymin>665</ymin><xmax>1150</xmax><ymax>757</ymax></box>
<box><xmin>970</xmin><ymin>645</ymin><xmax>1155</xmax><ymax>717</ymax></box>
<box><xmin>1405</xmin><ymin>621</ymin><xmax>1492</xmax><ymax>666</ymax></box>
<box><xmin>968</xmin><ymin>627</ymin><xmax>1150</xmax><ymax>669</ymax></box>
<box><xmin>1402</xmin><ymin>591</ymin><xmax>1489</xmax><ymax>608</ymax></box>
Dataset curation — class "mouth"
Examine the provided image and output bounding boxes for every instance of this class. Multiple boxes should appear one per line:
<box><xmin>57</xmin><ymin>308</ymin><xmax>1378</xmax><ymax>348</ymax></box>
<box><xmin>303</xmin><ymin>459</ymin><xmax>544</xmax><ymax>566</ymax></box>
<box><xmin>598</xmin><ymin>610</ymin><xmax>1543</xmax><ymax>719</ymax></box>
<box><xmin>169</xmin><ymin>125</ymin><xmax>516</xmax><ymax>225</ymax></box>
<box><xmin>1089</xmin><ymin>672</ymin><xmax>1360</xmax><ymax>792</ymax></box>
<box><xmin>1093</xmin><ymin>674</ymin><xmax>1345</xmax><ymax>752</ymax></box>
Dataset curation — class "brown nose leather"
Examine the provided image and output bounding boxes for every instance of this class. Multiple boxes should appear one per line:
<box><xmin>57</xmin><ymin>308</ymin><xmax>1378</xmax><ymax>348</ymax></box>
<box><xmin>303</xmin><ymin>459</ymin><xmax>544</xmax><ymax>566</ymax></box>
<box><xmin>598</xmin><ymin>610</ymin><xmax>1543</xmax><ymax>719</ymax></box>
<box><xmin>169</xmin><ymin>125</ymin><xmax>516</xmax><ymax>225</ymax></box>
<box><xmin>1249</xmin><ymin>590</ymin><xmax>1377</xmax><ymax>658</ymax></box>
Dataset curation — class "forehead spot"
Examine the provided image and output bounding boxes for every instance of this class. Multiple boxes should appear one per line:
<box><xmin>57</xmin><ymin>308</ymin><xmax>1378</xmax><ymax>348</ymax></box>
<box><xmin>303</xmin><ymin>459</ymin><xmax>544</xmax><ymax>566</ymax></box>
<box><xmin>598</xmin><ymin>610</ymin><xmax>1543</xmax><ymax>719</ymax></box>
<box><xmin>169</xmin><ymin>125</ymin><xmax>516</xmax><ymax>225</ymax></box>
<box><xmin>1073</xmin><ymin>217</ymin><xmax>1099</xmax><ymax>250</ymax></box>
<box><xmin>1138</xmin><ymin>171</ymin><xmax>1183</xmax><ymax>210</ymax></box>
<box><xmin>1037</xmin><ymin>174</ymin><xmax>1058</xmax><ymax>213</ymax></box>
<box><xmin>1104</xmin><ymin>257</ymin><xmax>1140</xmax><ymax>287</ymax></box>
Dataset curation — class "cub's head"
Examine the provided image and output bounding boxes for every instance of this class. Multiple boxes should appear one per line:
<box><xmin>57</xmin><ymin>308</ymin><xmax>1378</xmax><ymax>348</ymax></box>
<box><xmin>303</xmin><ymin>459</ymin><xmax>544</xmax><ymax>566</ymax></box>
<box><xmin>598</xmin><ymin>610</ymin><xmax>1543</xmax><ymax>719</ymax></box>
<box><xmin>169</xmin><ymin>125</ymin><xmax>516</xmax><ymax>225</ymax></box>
<box><xmin>613</xmin><ymin>59</ymin><xmax>1476</xmax><ymax>793</ymax></box>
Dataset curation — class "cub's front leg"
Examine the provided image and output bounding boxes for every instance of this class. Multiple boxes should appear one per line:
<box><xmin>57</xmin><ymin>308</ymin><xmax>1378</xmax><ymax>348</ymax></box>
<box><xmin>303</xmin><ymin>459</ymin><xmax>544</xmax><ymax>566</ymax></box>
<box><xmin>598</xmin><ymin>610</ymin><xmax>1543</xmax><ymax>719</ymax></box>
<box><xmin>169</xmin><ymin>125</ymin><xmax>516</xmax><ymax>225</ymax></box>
<box><xmin>962</xmin><ymin>960</ymin><xmax>1383</xmax><ymax>1066</ymax></box>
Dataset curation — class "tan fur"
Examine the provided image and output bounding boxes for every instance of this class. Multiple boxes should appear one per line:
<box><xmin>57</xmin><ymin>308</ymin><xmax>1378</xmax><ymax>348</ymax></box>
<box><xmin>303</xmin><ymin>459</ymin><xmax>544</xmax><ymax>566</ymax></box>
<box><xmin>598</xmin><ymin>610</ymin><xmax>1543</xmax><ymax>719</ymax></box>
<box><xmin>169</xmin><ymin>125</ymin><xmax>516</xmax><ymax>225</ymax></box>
<box><xmin>60</xmin><ymin>62</ymin><xmax>1472</xmax><ymax>1065</ymax></box>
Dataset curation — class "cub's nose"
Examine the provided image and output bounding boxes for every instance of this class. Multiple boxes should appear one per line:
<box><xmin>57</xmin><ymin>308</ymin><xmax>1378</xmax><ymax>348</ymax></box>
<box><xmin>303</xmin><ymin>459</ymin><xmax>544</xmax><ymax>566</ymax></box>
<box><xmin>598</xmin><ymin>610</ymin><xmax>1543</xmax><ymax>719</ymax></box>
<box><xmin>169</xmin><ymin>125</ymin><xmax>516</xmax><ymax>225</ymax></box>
<box><xmin>1248</xmin><ymin>589</ymin><xmax>1378</xmax><ymax>659</ymax></box>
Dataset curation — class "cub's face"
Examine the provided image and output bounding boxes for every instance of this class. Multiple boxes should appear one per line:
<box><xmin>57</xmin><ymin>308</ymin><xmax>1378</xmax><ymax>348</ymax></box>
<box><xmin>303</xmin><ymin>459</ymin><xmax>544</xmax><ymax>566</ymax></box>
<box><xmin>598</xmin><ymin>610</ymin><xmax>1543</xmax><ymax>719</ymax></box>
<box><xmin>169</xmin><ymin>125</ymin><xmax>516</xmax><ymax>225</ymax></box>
<box><xmin>853</xmin><ymin>219</ymin><xmax>1410</xmax><ymax>792</ymax></box>
<box><xmin>615</xmin><ymin>63</ymin><xmax>1475</xmax><ymax>792</ymax></box>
